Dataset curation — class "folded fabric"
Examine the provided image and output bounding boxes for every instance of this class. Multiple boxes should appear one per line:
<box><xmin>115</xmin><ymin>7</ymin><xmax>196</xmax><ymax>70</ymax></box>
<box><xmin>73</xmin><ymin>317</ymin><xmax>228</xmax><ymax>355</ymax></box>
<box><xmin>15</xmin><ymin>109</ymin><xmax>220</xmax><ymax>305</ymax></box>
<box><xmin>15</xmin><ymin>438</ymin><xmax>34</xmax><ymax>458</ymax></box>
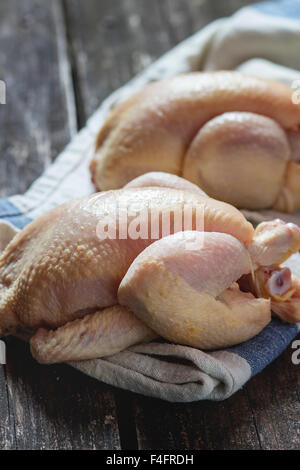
<box><xmin>1</xmin><ymin>0</ymin><xmax>300</xmax><ymax>402</ymax></box>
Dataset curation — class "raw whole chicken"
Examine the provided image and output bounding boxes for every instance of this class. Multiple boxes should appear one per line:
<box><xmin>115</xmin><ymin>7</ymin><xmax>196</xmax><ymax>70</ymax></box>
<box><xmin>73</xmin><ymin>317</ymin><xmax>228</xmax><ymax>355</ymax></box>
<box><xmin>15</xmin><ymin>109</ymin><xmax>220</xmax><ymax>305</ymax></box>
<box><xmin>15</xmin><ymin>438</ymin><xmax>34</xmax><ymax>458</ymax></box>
<box><xmin>90</xmin><ymin>71</ymin><xmax>300</xmax><ymax>212</ymax></box>
<box><xmin>0</xmin><ymin>173</ymin><xmax>299</xmax><ymax>365</ymax></box>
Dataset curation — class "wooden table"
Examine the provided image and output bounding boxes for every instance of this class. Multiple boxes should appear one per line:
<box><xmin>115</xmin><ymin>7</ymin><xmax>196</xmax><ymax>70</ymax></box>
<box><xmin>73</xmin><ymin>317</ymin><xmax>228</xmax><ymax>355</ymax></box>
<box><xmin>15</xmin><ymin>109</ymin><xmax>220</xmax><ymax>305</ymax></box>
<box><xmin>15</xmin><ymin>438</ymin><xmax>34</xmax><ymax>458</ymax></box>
<box><xmin>0</xmin><ymin>0</ymin><xmax>299</xmax><ymax>450</ymax></box>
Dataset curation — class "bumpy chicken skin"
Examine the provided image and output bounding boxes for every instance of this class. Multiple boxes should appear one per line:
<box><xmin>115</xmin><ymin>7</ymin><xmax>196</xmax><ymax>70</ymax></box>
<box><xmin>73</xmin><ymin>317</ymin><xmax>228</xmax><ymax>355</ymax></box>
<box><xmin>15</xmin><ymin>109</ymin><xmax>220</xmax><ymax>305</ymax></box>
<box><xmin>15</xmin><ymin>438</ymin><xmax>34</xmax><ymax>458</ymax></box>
<box><xmin>90</xmin><ymin>72</ymin><xmax>300</xmax><ymax>212</ymax></box>
<box><xmin>0</xmin><ymin>182</ymin><xmax>251</xmax><ymax>333</ymax></box>
<box><xmin>0</xmin><ymin>173</ymin><xmax>300</xmax><ymax>364</ymax></box>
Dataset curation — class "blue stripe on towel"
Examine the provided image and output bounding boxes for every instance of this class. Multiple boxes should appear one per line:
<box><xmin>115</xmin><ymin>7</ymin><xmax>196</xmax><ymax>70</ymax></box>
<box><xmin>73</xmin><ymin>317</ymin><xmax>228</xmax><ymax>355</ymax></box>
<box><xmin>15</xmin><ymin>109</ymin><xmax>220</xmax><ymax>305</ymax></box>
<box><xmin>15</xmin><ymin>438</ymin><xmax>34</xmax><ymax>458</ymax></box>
<box><xmin>253</xmin><ymin>0</ymin><xmax>300</xmax><ymax>20</ymax></box>
<box><xmin>227</xmin><ymin>318</ymin><xmax>299</xmax><ymax>376</ymax></box>
<box><xmin>0</xmin><ymin>199</ymin><xmax>32</xmax><ymax>229</ymax></box>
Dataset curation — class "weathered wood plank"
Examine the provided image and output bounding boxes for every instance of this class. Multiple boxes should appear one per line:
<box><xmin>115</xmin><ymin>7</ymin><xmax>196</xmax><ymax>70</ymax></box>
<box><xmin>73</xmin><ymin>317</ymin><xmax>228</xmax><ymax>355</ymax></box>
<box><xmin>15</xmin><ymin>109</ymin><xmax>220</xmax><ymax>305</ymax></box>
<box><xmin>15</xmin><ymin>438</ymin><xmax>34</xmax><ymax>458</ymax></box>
<box><xmin>0</xmin><ymin>0</ymin><xmax>76</xmax><ymax>198</ymax></box>
<box><xmin>132</xmin><ymin>388</ymin><xmax>261</xmax><ymax>450</ymax></box>
<box><xmin>0</xmin><ymin>341</ymin><xmax>15</xmax><ymax>450</ymax></box>
<box><xmin>0</xmin><ymin>0</ymin><xmax>121</xmax><ymax>450</ymax></box>
<box><xmin>207</xmin><ymin>0</ymin><xmax>261</xmax><ymax>19</ymax></box>
<box><xmin>63</xmin><ymin>0</ymin><xmax>133</xmax><ymax>122</ymax></box>
<box><xmin>158</xmin><ymin>0</ymin><xmax>209</xmax><ymax>44</ymax></box>
<box><xmin>5</xmin><ymin>337</ymin><xmax>121</xmax><ymax>450</ymax></box>
<box><xmin>63</xmin><ymin>0</ymin><xmax>181</xmax><ymax>119</ymax></box>
<box><xmin>245</xmin><ymin>336</ymin><xmax>300</xmax><ymax>450</ymax></box>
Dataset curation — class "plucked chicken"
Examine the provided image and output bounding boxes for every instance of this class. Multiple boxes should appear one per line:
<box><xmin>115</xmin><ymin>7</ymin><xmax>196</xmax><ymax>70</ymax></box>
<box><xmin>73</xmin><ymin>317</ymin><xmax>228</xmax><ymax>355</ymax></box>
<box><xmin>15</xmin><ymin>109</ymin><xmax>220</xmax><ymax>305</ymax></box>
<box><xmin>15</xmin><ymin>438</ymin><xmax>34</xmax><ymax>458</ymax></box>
<box><xmin>0</xmin><ymin>173</ymin><xmax>299</xmax><ymax>364</ymax></box>
<box><xmin>90</xmin><ymin>71</ymin><xmax>300</xmax><ymax>212</ymax></box>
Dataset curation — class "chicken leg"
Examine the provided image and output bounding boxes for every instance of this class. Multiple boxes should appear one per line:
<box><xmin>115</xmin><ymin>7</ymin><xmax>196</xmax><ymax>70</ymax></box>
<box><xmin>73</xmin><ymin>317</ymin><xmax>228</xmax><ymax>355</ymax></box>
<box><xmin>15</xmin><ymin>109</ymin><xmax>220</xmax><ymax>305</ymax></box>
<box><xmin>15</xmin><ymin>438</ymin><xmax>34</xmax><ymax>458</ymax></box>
<box><xmin>118</xmin><ymin>222</ymin><xmax>300</xmax><ymax>350</ymax></box>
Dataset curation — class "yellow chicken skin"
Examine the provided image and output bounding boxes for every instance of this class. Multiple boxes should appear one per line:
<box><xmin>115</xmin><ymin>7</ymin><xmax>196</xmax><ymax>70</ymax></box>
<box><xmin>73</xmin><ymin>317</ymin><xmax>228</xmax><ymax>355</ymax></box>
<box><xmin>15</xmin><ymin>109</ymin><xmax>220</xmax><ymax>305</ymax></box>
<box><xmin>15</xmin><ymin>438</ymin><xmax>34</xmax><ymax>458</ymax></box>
<box><xmin>118</xmin><ymin>232</ymin><xmax>271</xmax><ymax>350</ymax></box>
<box><xmin>0</xmin><ymin>173</ymin><xmax>299</xmax><ymax>364</ymax></box>
<box><xmin>90</xmin><ymin>72</ymin><xmax>300</xmax><ymax>212</ymax></box>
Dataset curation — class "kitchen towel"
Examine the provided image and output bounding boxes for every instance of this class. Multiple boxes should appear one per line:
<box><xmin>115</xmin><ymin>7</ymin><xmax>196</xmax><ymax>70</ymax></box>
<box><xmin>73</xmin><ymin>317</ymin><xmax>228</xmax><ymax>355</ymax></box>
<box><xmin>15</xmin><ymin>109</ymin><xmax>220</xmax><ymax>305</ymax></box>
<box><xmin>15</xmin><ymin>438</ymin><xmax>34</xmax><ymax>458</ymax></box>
<box><xmin>0</xmin><ymin>0</ymin><xmax>300</xmax><ymax>402</ymax></box>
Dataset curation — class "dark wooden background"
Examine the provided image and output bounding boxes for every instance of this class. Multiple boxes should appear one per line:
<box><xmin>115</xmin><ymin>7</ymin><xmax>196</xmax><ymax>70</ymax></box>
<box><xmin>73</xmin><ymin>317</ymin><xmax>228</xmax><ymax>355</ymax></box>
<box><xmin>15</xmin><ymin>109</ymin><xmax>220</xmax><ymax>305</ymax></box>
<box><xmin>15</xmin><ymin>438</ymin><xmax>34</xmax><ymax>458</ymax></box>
<box><xmin>0</xmin><ymin>0</ymin><xmax>299</xmax><ymax>450</ymax></box>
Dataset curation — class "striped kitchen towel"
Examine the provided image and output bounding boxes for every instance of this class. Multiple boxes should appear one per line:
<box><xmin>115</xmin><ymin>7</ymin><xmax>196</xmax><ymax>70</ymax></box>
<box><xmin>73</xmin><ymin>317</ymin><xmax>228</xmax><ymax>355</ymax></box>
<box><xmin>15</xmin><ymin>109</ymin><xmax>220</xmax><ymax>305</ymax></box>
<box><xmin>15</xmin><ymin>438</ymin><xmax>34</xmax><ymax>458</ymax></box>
<box><xmin>0</xmin><ymin>0</ymin><xmax>300</xmax><ymax>402</ymax></box>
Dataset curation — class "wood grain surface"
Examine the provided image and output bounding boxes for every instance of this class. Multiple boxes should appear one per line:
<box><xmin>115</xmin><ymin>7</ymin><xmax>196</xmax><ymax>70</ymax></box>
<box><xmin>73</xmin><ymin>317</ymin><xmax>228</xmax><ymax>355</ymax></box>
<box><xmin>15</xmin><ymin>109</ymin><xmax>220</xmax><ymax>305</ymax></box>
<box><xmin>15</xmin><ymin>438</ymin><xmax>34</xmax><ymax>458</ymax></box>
<box><xmin>0</xmin><ymin>0</ymin><xmax>299</xmax><ymax>450</ymax></box>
